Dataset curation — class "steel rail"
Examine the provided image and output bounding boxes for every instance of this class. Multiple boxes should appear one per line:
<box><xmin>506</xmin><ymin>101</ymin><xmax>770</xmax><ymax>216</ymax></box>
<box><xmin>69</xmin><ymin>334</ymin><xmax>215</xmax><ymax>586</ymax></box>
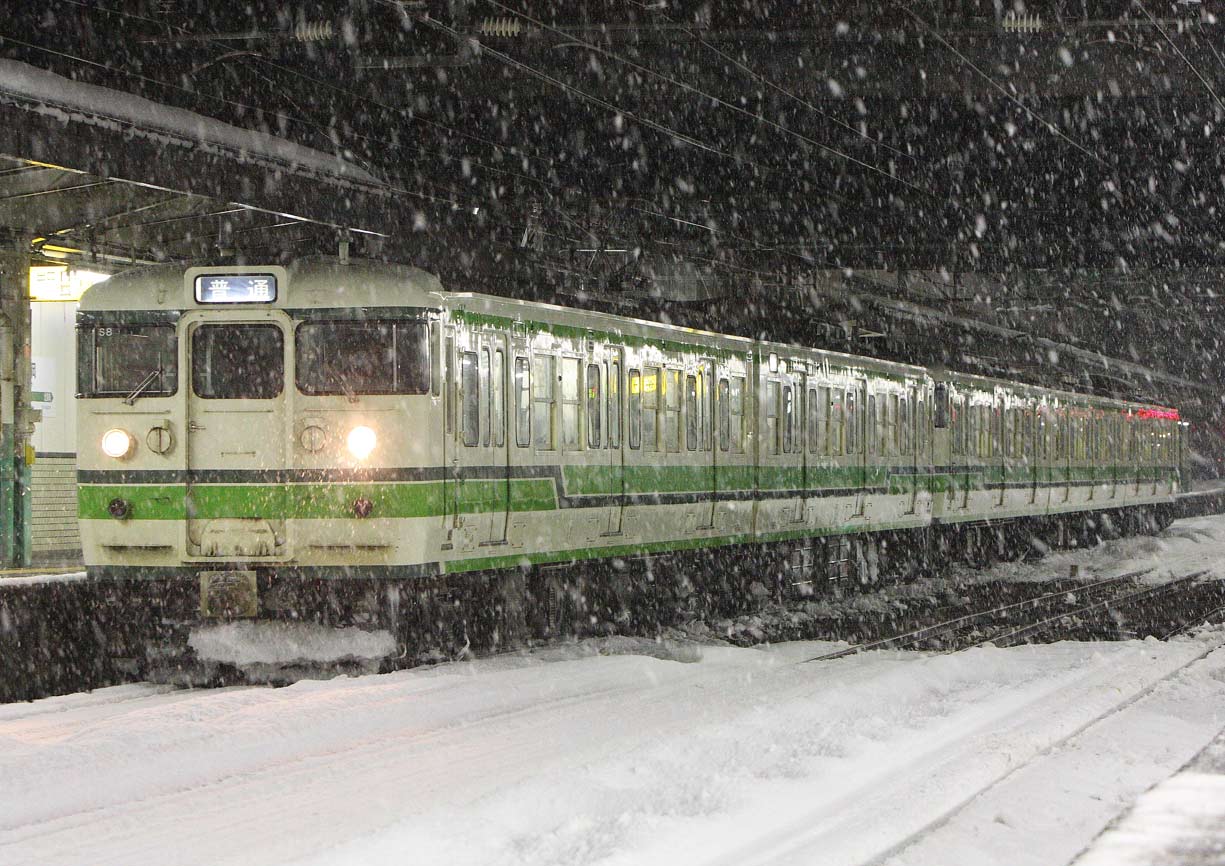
<box><xmin>804</xmin><ymin>568</ymin><xmax>1157</xmax><ymax>663</ymax></box>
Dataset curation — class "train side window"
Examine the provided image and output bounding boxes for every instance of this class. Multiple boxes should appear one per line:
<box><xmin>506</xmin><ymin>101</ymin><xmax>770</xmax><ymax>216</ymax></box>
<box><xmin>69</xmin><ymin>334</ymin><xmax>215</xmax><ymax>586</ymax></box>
<box><xmin>845</xmin><ymin>390</ymin><xmax>857</xmax><ymax>454</ymax></box>
<box><xmin>933</xmin><ymin>383</ymin><xmax>948</xmax><ymax>428</ymax></box>
<box><xmin>829</xmin><ymin>389</ymin><xmax>842</xmax><ymax>455</ymax></box>
<box><xmin>587</xmin><ymin>363</ymin><xmax>602</xmax><ymax>449</ymax></box>
<box><xmin>809</xmin><ymin>387</ymin><xmax>823</xmax><ymax>454</ymax></box>
<box><xmin>781</xmin><ymin>384</ymin><xmax>794</xmax><ymax>454</ymax></box>
<box><xmin>461</xmin><ymin>351</ymin><xmax>480</xmax><ymax>447</ymax></box>
<box><xmin>866</xmin><ymin>395</ymin><xmax>877</xmax><ymax>457</ymax></box>
<box><xmin>765</xmin><ymin>381</ymin><xmax>780</xmax><ymax>455</ymax></box>
<box><xmin>900</xmin><ymin>396</ymin><xmax>911</xmax><ymax>455</ymax></box>
<box><xmin>685</xmin><ymin>375</ymin><xmax>699</xmax><ymax>451</ymax></box>
<box><xmin>663</xmin><ymin>369</ymin><xmax>682</xmax><ymax>453</ymax></box>
<box><xmin>609</xmin><ymin>361</ymin><xmax>621</xmax><ymax>448</ymax></box>
<box><xmin>729</xmin><ymin>376</ymin><xmax>745</xmax><ymax>453</ymax></box>
<box><xmin>531</xmin><ymin>354</ymin><xmax>555</xmax><ymax>450</ymax></box>
<box><xmin>514</xmin><ymin>357</ymin><xmax>529</xmax><ymax>447</ymax></box>
<box><xmin>492</xmin><ymin>349</ymin><xmax>505</xmax><ymax>448</ymax></box>
<box><xmin>445</xmin><ymin>335</ymin><xmax>455</xmax><ymax>434</ymax></box>
<box><xmin>480</xmin><ymin>348</ymin><xmax>491</xmax><ymax>447</ymax></box>
<box><xmin>718</xmin><ymin>378</ymin><xmax>731</xmax><ymax>451</ymax></box>
<box><xmin>642</xmin><ymin>366</ymin><xmax>659</xmax><ymax>451</ymax></box>
<box><xmin>560</xmin><ymin>357</ymin><xmax>581</xmax><ymax>450</ymax></box>
<box><xmin>952</xmin><ymin>397</ymin><xmax>962</xmax><ymax>456</ymax></box>
<box><xmin>964</xmin><ymin>403</ymin><xmax>974</xmax><ymax>458</ymax></box>
<box><xmin>629</xmin><ymin>369</ymin><xmax>642</xmax><ymax>450</ymax></box>
<box><xmin>888</xmin><ymin>393</ymin><xmax>899</xmax><ymax>456</ymax></box>
<box><xmin>701</xmin><ymin>369</ymin><xmax>713</xmax><ymax>451</ymax></box>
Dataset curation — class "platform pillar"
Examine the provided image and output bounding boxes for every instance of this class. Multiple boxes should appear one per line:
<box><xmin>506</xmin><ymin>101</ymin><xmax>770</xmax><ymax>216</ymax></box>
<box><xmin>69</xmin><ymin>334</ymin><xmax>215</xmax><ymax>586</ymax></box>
<box><xmin>0</xmin><ymin>244</ymin><xmax>37</xmax><ymax>567</ymax></box>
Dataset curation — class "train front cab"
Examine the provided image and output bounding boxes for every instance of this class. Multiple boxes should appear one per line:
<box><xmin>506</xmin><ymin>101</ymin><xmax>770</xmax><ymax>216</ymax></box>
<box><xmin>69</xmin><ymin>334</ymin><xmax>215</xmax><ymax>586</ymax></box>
<box><xmin>77</xmin><ymin>260</ymin><xmax>445</xmax><ymax>623</ymax></box>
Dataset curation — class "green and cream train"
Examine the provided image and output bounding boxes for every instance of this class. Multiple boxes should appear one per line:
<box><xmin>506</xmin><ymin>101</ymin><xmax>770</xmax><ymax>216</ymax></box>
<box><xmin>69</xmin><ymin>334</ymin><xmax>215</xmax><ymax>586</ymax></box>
<box><xmin>77</xmin><ymin>257</ymin><xmax>1183</xmax><ymax>642</ymax></box>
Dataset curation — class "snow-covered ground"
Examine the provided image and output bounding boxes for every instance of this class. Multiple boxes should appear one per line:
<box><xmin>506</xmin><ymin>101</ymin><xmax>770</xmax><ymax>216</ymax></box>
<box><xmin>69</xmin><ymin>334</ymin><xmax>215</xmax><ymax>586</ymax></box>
<box><xmin>1</xmin><ymin>631</ymin><xmax>1223</xmax><ymax>865</ymax></box>
<box><xmin>4</xmin><ymin>515</ymin><xmax>1225</xmax><ymax>866</ymax></box>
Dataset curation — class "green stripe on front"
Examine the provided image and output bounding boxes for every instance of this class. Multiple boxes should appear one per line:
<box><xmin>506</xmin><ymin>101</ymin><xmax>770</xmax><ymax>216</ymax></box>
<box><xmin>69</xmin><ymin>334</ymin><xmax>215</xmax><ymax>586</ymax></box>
<box><xmin>79</xmin><ymin>479</ymin><xmax>557</xmax><ymax>521</ymax></box>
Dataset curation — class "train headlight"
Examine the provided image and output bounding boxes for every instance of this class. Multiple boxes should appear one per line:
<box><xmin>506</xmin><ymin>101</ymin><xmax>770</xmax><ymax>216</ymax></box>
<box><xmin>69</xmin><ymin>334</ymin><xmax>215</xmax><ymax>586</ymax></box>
<box><xmin>101</xmin><ymin>428</ymin><xmax>134</xmax><ymax>459</ymax></box>
<box><xmin>347</xmin><ymin>425</ymin><xmax>377</xmax><ymax>460</ymax></box>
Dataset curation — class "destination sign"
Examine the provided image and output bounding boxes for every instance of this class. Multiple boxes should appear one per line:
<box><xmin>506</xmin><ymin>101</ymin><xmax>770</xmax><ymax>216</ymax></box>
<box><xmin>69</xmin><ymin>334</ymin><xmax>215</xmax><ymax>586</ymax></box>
<box><xmin>194</xmin><ymin>274</ymin><xmax>277</xmax><ymax>304</ymax></box>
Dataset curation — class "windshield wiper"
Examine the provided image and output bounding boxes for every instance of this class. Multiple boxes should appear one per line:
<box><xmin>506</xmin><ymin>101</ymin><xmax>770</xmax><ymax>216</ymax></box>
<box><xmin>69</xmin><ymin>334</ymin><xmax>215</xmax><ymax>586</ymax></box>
<box><xmin>123</xmin><ymin>369</ymin><xmax>161</xmax><ymax>406</ymax></box>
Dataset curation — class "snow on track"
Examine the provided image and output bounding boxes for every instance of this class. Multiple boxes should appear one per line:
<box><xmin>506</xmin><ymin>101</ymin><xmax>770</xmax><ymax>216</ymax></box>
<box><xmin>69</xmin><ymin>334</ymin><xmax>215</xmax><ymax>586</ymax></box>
<box><xmin>953</xmin><ymin>515</ymin><xmax>1225</xmax><ymax>588</ymax></box>
<box><xmin>3</xmin><ymin>630</ymin><xmax>1225</xmax><ymax>866</ymax></box>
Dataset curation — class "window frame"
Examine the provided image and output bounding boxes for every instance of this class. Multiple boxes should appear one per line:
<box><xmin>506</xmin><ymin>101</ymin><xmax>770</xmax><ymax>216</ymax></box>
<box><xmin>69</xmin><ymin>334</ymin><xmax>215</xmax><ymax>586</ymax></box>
<box><xmin>294</xmin><ymin>319</ymin><xmax>431</xmax><ymax>397</ymax></box>
<box><xmin>78</xmin><ymin>322</ymin><xmax>179</xmax><ymax>399</ymax></box>
<box><xmin>191</xmin><ymin>322</ymin><xmax>284</xmax><ymax>401</ymax></box>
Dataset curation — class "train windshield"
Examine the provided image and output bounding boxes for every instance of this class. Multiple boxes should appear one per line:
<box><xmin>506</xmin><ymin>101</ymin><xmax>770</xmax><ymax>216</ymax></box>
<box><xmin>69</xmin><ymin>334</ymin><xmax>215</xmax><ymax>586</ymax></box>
<box><xmin>191</xmin><ymin>324</ymin><xmax>284</xmax><ymax>399</ymax></box>
<box><xmin>79</xmin><ymin>325</ymin><xmax>178</xmax><ymax>398</ymax></box>
<box><xmin>296</xmin><ymin>320</ymin><xmax>430</xmax><ymax>395</ymax></box>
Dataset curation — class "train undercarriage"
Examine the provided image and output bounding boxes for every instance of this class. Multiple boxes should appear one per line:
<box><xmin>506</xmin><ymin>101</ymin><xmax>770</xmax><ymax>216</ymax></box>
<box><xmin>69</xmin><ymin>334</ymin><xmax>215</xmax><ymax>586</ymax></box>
<box><xmin>96</xmin><ymin>503</ymin><xmax>1177</xmax><ymax>686</ymax></box>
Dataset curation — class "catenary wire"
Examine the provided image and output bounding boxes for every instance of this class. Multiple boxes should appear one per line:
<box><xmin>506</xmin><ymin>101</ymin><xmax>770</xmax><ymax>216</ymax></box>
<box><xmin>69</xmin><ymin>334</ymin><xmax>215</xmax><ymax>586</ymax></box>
<box><xmin>49</xmin><ymin>0</ymin><xmax>560</xmax><ymax>190</ymax></box>
<box><xmin>479</xmin><ymin>0</ymin><xmax>934</xmax><ymax>197</ymax></box>
<box><xmin>901</xmin><ymin>6</ymin><xmax>1108</xmax><ymax>168</ymax></box>
<box><xmin>629</xmin><ymin>0</ymin><xmax>916</xmax><ymax>163</ymax></box>
<box><xmin>1135</xmin><ymin>1</ymin><xmax>1225</xmax><ymax>113</ymax></box>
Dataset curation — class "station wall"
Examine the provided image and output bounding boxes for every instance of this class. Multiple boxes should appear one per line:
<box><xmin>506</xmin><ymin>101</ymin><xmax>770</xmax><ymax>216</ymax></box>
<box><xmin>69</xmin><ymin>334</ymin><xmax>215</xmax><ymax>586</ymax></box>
<box><xmin>30</xmin><ymin>300</ymin><xmax>80</xmax><ymax>561</ymax></box>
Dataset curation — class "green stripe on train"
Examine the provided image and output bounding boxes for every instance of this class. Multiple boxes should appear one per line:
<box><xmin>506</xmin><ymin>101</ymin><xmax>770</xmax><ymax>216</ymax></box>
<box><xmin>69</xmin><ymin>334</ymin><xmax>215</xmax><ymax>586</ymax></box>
<box><xmin>78</xmin><ymin>463</ymin><xmax>1176</xmax><ymax>521</ymax></box>
<box><xmin>78</xmin><ymin>479</ymin><xmax>558</xmax><ymax>521</ymax></box>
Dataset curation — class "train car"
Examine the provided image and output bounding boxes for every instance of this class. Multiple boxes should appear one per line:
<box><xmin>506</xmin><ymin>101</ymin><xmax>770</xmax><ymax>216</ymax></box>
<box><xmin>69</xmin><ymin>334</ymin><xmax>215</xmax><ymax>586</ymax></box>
<box><xmin>75</xmin><ymin>257</ymin><xmax>1183</xmax><ymax>663</ymax></box>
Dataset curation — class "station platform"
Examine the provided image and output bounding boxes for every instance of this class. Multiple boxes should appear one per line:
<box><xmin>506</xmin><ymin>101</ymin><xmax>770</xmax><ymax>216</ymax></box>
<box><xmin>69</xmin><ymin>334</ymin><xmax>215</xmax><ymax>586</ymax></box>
<box><xmin>1076</xmin><ymin>723</ymin><xmax>1225</xmax><ymax>865</ymax></box>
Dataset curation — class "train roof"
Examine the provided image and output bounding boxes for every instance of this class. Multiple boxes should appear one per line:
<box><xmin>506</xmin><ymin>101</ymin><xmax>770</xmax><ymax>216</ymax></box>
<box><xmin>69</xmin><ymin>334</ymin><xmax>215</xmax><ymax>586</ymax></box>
<box><xmin>442</xmin><ymin>290</ymin><xmax>928</xmax><ymax>380</ymax></box>
<box><xmin>932</xmin><ymin>366</ymin><xmax>1179</xmax><ymax>416</ymax></box>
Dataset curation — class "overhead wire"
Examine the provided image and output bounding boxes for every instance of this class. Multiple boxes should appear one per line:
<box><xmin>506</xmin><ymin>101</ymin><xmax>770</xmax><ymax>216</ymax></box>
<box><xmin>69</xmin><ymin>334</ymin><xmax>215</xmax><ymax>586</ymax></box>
<box><xmin>1134</xmin><ymin>0</ymin><xmax>1225</xmax><ymax>114</ymax></box>
<box><xmin>628</xmin><ymin>0</ymin><xmax>916</xmax><ymax>163</ymax></box>
<box><xmin>402</xmin><ymin>11</ymin><xmax>736</xmax><ymax>159</ymax></box>
<box><xmin>900</xmin><ymin>6</ymin><xmax>1108</xmax><ymax>168</ymax></box>
<box><xmin>477</xmin><ymin>0</ymin><xmax>935</xmax><ymax>198</ymax></box>
<box><xmin>48</xmin><ymin>0</ymin><xmax>557</xmax><ymax>195</ymax></box>
<box><xmin>55</xmin><ymin>0</ymin><xmax>759</xmax><ymax>246</ymax></box>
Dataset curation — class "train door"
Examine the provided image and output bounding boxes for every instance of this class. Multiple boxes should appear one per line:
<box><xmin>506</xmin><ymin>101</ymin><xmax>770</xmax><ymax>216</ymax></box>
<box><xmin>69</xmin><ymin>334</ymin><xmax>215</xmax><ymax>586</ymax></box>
<box><xmin>700</xmin><ymin>358</ymin><xmax>717</xmax><ymax>530</ymax></box>
<box><xmin>442</xmin><ymin>325</ymin><xmax>456</xmax><ymax>546</ymax></box>
<box><xmin>955</xmin><ymin>395</ymin><xmax>971</xmax><ymax>511</ymax></box>
<box><xmin>853</xmin><ymin>379</ymin><xmax>867</xmax><ymax>517</ymax></box>
<box><xmin>1027</xmin><ymin>406</ymin><xmax>1039</xmax><ymax>506</ymax></box>
<box><xmin>452</xmin><ymin>327</ymin><xmax>511</xmax><ymax>547</ymax></box>
<box><xmin>1109</xmin><ymin>415</ymin><xmax>1119</xmax><ymax>500</ymax></box>
<box><xmin>606</xmin><ymin>347</ymin><xmax>625</xmax><ymax>534</ymax></box>
<box><xmin>792</xmin><ymin>368</ymin><xmax>808</xmax><ymax>525</ymax></box>
<box><xmin>902</xmin><ymin>385</ymin><xmax>917</xmax><ymax>514</ymax></box>
<box><xmin>1062</xmin><ymin>409</ymin><xmax>1073</xmax><ymax>504</ymax></box>
<box><xmin>487</xmin><ymin>332</ymin><xmax>510</xmax><ymax>544</ymax></box>
<box><xmin>183</xmin><ymin>312</ymin><xmax>290</xmax><ymax>559</ymax></box>
<box><xmin>996</xmin><ymin>395</ymin><xmax>1007</xmax><ymax>508</ymax></box>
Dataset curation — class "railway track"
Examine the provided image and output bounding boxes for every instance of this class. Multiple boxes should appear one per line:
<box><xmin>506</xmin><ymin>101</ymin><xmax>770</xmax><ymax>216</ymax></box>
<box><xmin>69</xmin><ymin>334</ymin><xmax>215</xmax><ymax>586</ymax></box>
<box><xmin>805</xmin><ymin>568</ymin><xmax>1225</xmax><ymax>663</ymax></box>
